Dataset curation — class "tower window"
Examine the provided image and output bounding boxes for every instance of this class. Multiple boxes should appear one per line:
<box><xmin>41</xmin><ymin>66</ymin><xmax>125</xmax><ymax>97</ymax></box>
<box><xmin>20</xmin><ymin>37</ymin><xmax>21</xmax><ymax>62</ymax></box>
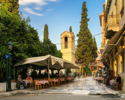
<box><xmin>65</xmin><ymin>37</ymin><xmax>68</xmax><ymax>48</ymax></box>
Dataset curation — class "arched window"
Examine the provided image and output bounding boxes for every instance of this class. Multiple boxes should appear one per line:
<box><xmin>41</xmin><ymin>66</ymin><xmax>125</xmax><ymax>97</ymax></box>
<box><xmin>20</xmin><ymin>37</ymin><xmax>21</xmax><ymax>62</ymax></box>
<box><xmin>64</xmin><ymin>37</ymin><xmax>68</xmax><ymax>48</ymax></box>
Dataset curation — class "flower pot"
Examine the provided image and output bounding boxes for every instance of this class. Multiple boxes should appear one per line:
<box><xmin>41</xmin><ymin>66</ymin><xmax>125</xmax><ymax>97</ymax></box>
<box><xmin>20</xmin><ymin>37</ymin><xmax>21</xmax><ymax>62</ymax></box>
<box><xmin>11</xmin><ymin>80</ymin><xmax>15</xmax><ymax>82</ymax></box>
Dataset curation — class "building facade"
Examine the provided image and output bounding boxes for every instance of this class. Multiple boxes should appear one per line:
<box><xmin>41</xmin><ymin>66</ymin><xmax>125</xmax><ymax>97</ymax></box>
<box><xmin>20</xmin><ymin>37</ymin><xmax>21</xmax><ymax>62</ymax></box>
<box><xmin>100</xmin><ymin>0</ymin><xmax>125</xmax><ymax>92</ymax></box>
<box><xmin>61</xmin><ymin>31</ymin><xmax>77</xmax><ymax>73</ymax></box>
<box><xmin>90</xmin><ymin>51</ymin><xmax>104</xmax><ymax>71</ymax></box>
<box><xmin>99</xmin><ymin>3</ymin><xmax>107</xmax><ymax>54</ymax></box>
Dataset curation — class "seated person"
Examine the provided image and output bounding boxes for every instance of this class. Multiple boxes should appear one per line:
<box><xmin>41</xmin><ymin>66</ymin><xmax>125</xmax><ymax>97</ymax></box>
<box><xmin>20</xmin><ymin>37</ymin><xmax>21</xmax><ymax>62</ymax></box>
<box><xmin>26</xmin><ymin>75</ymin><xmax>33</xmax><ymax>86</ymax></box>
<box><xmin>111</xmin><ymin>74</ymin><xmax>121</xmax><ymax>90</ymax></box>
<box><xmin>17</xmin><ymin>75</ymin><xmax>26</xmax><ymax>87</ymax></box>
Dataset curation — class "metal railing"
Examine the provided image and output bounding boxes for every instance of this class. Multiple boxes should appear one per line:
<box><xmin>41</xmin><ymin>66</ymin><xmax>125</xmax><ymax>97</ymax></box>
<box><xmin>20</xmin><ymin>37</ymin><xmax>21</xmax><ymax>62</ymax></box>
<box><xmin>105</xmin><ymin>14</ymin><xmax>120</xmax><ymax>31</ymax></box>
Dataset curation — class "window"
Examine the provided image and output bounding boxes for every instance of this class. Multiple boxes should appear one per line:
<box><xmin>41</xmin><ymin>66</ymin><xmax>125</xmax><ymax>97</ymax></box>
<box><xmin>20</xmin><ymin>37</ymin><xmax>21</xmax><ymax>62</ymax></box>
<box><xmin>64</xmin><ymin>37</ymin><xmax>68</xmax><ymax>48</ymax></box>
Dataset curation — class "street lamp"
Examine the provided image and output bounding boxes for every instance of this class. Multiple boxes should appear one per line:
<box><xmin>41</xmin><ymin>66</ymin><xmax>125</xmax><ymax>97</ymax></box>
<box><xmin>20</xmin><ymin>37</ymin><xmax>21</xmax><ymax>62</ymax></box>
<box><xmin>5</xmin><ymin>42</ymin><xmax>13</xmax><ymax>91</ymax></box>
<box><xmin>8</xmin><ymin>42</ymin><xmax>13</xmax><ymax>50</ymax></box>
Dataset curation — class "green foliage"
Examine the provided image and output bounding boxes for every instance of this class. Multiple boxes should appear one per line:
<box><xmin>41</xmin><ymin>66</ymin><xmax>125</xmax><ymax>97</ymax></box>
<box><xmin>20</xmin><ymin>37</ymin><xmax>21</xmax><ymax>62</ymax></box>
<box><xmin>0</xmin><ymin>0</ymin><xmax>19</xmax><ymax>15</ymax></box>
<box><xmin>69</xmin><ymin>26</ymin><xmax>72</xmax><ymax>32</ymax></box>
<box><xmin>0</xmin><ymin>3</ymin><xmax>62</xmax><ymax>80</ymax></box>
<box><xmin>75</xmin><ymin>1</ymin><xmax>97</xmax><ymax>67</ymax></box>
<box><xmin>0</xmin><ymin>46</ymin><xmax>10</xmax><ymax>79</ymax></box>
<box><xmin>0</xmin><ymin>46</ymin><xmax>10</xmax><ymax>68</ymax></box>
<box><xmin>92</xmin><ymin>38</ymin><xmax>97</xmax><ymax>60</ymax></box>
<box><xmin>66</xmin><ymin>69</ymin><xmax>71</xmax><ymax>75</ymax></box>
<box><xmin>84</xmin><ymin>67</ymin><xmax>91</xmax><ymax>75</ymax></box>
<box><xmin>43</xmin><ymin>24</ymin><xmax>49</xmax><ymax>41</ymax></box>
<box><xmin>31</xmin><ymin>70</ymin><xmax>38</xmax><ymax>79</ymax></box>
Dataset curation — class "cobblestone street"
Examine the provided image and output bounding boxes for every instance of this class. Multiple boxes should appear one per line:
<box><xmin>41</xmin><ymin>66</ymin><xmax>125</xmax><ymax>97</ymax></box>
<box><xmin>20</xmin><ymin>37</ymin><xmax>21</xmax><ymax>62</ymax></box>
<box><xmin>0</xmin><ymin>77</ymin><xmax>125</xmax><ymax>98</ymax></box>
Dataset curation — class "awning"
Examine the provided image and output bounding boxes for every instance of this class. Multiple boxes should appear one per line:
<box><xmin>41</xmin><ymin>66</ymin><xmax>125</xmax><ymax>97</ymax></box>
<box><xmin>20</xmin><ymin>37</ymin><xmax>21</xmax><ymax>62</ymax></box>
<box><xmin>14</xmin><ymin>55</ymin><xmax>79</xmax><ymax>70</ymax></box>
<box><xmin>100</xmin><ymin>24</ymin><xmax>125</xmax><ymax>60</ymax></box>
<box><xmin>14</xmin><ymin>55</ymin><xmax>79</xmax><ymax>79</ymax></box>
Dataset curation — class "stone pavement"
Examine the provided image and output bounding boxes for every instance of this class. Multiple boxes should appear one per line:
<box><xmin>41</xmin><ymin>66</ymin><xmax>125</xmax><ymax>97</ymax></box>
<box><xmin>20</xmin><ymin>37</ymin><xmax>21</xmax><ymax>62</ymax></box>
<box><xmin>0</xmin><ymin>77</ymin><xmax>125</xmax><ymax>98</ymax></box>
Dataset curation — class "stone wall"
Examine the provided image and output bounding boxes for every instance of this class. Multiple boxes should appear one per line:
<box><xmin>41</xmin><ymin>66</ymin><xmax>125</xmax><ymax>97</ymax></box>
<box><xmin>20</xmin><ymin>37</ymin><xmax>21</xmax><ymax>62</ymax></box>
<box><xmin>0</xmin><ymin>82</ymin><xmax>16</xmax><ymax>92</ymax></box>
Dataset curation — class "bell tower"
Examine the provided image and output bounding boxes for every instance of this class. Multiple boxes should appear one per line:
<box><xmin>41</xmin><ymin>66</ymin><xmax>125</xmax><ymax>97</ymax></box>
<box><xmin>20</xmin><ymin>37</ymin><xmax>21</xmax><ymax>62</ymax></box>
<box><xmin>61</xmin><ymin>31</ymin><xmax>75</xmax><ymax>64</ymax></box>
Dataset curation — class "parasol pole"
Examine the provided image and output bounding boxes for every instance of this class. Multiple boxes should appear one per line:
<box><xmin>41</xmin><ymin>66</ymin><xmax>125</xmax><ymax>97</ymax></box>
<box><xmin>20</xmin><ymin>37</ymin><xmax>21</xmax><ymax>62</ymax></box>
<box><xmin>48</xmin><ymin>58</ymin><xmax>50</xmax><ymax>79</ymax></box>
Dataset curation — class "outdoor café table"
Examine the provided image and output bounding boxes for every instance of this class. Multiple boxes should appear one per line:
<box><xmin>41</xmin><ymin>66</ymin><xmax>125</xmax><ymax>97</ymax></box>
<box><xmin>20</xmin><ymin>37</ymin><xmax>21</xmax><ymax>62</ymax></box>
<box><xmin>23</xmin><ymin>80</ymin><xmax>32</xmax><ymax>87</ymax></box>
<box><xmin>60</xmin><ymin>78</ymin><xmax>65</xmax><ymax>82</ymax></box>
<box><xmin>52</xmin><ymin>79</ymin><xmax>58</xmax><ymax>86</ymax></box>
<box><xmin>39</xmin><ymin>80</ymin><xmax>49</xmax><ymax>89</ymax></box>
<box><xmin>71</xmin><ymin>77</ymin><xmax>74</xmax><ymax>81</ymax></box>
<box><xmin>95</xmin><ymin>77</ymin><xmax>104</xmax><ymax>83</ymax></box>
<box><xmin>67</xmin><ymin>77</ymin><xmax>72</xmax><ymax>81</ymax></box>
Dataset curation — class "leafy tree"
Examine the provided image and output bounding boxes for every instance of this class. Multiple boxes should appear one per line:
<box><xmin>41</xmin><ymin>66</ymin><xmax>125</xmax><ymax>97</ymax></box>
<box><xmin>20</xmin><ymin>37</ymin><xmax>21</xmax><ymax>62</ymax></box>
<box><xmin>84</xmin><ymin>67</ymin><xmax>91</xmax><ymax>76</ymax></box>
<box><xmin>69</xmin><ymin>26</ymin><xmax>72</xmax><ymax>32</ymax></box>
<box><xmin>0</xmin><ymin>3</ymin><xmax>62</xmax><ymax>80</ymax></box>
<box><xmin>75</xmin><ymin>1</ymin><xmax>93</xmax><ymax>67</ymax></box>
<box><xmin>65</xmin><ymin>69</ymin><xmax>71</xmax><ymax>75</ymax></box>
<box><xmin>0</xmin><ymin>0</ymin><xmax>19</xmax><ymax>15</ymax></box>
<box><xmin>43</xmin><ymin>24</ymin><xmax>49</xmax><ymax>41</ymax></box>
<box><xmin>0</xmin><ymin>46</ymin><xmax>10</xmax><ymax>81</ymax></box>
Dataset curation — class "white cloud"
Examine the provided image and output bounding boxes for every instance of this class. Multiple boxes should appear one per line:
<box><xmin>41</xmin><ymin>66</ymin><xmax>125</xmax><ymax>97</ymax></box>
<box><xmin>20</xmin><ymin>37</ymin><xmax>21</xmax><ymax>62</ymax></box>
<box><xmin>34</xmin><ymin>7</ymin><xmax>42</xmax><ymax>10</ymax></box>
<box><xmin>47</xmin><ymin>9</ymin><xmax>53</xmax><ymax>11</ymax></box>
<box><xmin>24</xmin><ymin>8</ymin><xmax>43</xmax><ymax>16</ymax></box>
<box><xmin>19</xmin><ymin>0</ymin><xmax>57</xmax><ymax>6</ymax></box>
<box><xmin>48</xmin><ymin>0</ymin><xmax>57</xmax><ymax>1</ymax></box>
<box><xmin>19</xmin><ymin>0</ymin><xmax>47</xmax><ymax>6</ymax></box>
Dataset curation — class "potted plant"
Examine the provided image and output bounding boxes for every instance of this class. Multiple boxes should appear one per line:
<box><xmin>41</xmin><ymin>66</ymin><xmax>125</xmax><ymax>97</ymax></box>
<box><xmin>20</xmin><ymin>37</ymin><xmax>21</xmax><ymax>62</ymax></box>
<box><xmin>11</xmin><ymin>79</ymin><xmax>15</xmax><ymax>82</ymax></box>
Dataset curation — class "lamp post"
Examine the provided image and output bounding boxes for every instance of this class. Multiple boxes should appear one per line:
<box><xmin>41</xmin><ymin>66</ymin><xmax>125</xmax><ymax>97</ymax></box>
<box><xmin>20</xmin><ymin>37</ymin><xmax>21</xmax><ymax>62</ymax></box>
<box><xmin>6</xmin><ymin>42</ymin><xmax>13</xmax><ymax>91</ymax></box>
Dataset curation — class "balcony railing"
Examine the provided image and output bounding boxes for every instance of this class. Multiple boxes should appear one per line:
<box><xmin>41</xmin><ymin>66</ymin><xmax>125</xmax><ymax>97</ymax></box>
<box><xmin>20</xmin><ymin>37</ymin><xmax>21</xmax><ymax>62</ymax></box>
<box><xmin>105</xmin><ymin>14</ymin><xmax>120</xmax><ymax>31</ymax></box>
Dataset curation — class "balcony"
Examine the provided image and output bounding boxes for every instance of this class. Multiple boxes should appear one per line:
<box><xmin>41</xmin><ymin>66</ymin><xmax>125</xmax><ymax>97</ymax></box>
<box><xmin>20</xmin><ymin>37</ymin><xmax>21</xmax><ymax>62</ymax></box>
<box><xmin>105</xmin><ymin>14</ymin><xmax>120</xmax><ymax>39</ymax></box>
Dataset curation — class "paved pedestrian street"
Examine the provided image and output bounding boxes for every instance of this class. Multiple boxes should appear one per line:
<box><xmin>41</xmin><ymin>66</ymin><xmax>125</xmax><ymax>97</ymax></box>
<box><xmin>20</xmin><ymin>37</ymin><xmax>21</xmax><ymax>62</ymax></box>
<box><xmin>0</xmin><ymin>77</ymin><xmax>125</xmax><ymax>98</ymax></box>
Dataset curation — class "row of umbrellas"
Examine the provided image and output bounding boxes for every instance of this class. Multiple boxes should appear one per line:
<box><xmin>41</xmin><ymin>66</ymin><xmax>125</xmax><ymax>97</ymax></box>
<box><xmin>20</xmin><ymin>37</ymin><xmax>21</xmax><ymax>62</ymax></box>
<box><xmin>14</xmin><ymin>55</ymin><xmax>79</xmax><ymax>78</ymax></box>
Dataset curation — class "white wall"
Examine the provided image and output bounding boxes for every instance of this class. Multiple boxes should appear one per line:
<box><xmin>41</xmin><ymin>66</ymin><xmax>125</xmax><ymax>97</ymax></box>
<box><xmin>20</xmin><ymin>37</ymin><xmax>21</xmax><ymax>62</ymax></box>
<box><xmin>0</xmin><ymin>82</ymin><xmax>16</xmax><ymax>92</ymax></box>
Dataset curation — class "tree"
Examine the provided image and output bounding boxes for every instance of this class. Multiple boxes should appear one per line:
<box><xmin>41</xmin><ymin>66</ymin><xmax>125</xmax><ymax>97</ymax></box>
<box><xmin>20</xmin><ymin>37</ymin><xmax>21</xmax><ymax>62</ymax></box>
<box><xmin>84</xmin><ymin>67</ymin><xmax>91</xmax><ymax>76</ymax></box>
<box><xmin>0</xmin><ymin>46</ymin><xmax>10</xmax><ymax>81</ymax></box>
<box><xmin>75</xmin><ymin>1</ymin><xmax>93</xmax><ymax>67</ymax></box>
<box><xmin>0</xmin><ymin>3</ymin><xmax>62</xmax><ymax>80</ymax></box>
<box><xmin>0</xmin><ymin>0</ymin><xmax>19</xmax><ymax>15</ymax></box>
<box><xmin>43</xmin><ymin>24</ymin><xmax>49</xmax><ymax>41</ymax></box>
<box><xmin>92</xmin><ymin>37</ymin><xmax>97</xmax><ymax>60</ymax></box>
<box><xmin>65</xmin><ymin>69</ymin><xmax>71</xmax><ymax>75</ymax></box>
<box><xmin>69</xmin><ymin>26</ymin><xmax>72</xmax><ymax>32</ymax></box>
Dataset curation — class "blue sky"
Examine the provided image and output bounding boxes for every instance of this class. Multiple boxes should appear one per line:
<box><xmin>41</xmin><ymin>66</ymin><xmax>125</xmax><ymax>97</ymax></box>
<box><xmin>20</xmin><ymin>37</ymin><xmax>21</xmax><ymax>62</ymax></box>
<box><xmin>19</xmin><ymin>0</ymin><xmax>105</xmax><ymax>50</ymax></box>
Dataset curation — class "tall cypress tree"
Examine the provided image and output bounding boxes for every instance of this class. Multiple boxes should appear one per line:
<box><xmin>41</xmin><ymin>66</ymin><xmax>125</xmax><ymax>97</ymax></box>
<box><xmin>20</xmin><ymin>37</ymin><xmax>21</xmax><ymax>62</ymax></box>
<box><xmin>92</xmin><ymin>37</ymin><xmax>97</xmax><ymax>60</ymax></box>
<box><xmin>69</xmin><ymin>26</ymin><xmax>72</xmax><ymax>32</ymax></box>
<box><xmin>43</xmin><ymin>24</ymin><xmax>49</xmax><ymax>41</ymax></box>
<box><xmin>75</xmin><ymin>1</ymin><xmax>93</xmax><ymax>67</ymax></box>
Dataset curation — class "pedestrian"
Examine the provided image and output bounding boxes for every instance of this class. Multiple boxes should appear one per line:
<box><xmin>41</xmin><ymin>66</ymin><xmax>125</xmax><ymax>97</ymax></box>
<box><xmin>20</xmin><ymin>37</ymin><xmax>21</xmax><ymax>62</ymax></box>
<box><xmin>111</xmin><ymin>74</ymin><xmax>121</xmax><ymax>90</ymax></box>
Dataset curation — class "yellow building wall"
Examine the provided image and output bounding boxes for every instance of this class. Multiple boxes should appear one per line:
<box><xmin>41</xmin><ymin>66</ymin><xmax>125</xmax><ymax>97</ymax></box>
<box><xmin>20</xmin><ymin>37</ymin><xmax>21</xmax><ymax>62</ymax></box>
<box><xmin>61</xmin><ymin>31</ymin><xmax>76</xmax><ymax>73</ymax></box>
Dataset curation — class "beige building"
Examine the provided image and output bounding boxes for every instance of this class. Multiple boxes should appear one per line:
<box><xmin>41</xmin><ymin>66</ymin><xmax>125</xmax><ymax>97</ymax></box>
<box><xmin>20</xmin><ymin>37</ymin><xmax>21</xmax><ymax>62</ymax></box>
<box><xmin>61</xmin><ymin>31</ymin><xmax>75</xmax><ymax>64</ymax></box>
<box><xmin>100</xmin><ymin>0</ymin><xmax>125</xmax><ymax>92</ymax></box>
<box><xmin>99</xmin><ymin>3</ymin><xmax>106</xmax><ymax>54</ymax></box>
<box><xmin>61</xmin><ymin>31</ymin><xmax>76</xmax><ymax>73</ymax></box>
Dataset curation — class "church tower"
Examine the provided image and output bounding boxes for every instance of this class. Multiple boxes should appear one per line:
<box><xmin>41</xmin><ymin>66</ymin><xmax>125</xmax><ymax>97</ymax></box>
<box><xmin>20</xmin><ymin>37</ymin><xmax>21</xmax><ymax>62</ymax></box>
<box><xmin>61</xmin><ymin>31</ymin><xmax>75</xmax><ymax>64</ymax></box>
